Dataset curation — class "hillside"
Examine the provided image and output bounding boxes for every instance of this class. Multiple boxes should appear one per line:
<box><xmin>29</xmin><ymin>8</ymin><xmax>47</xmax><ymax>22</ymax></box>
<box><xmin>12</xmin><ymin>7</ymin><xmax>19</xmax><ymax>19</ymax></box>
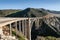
<box><xmin>47</xmin><ymin>10</ymin><xmax>60</xmax><ymax>14</ymax></box>
<box><xmin>39</xmin><ymin>8</ymin><xmax>60</xmax><ymax>14</ymax></box>
<box><xmin>31</xmin><ymin>15</ymin><xmax>60</xmax><ymax>40</ymax></box>
<box><xmin>0</xmin><ymin>9</ymin><xmax>21</xmax><ymax>17</ymax></box>
<box><xmin>6</xmin><ymin>8</ymin><xmax>48</xmax><ymax>17</ymax></box>
<box><xmin>6</xmin><ymin>8</ymin><xmax>60</xmax><ymax>17</ymax></box>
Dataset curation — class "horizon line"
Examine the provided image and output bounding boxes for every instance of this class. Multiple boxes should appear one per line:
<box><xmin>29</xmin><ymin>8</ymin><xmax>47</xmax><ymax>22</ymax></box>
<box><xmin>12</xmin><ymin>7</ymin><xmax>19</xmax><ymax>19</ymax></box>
<box><xmin>0</xmin><ymin>7</ymin><xmax>60</xmax><ymax>11</ymax></box>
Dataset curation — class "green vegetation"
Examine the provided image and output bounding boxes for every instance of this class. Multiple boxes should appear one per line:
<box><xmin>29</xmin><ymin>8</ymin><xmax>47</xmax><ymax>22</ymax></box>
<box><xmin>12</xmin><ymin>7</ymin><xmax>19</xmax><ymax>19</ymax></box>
<box><xmin>0</xmin><ymin>9</ymin><xmax>21</xmax><ymax>17</ymax></box>
<box><xmin>45</xmin><ymin>36</ymin><xmax>56</xmax><ymax>40</ymax></box>
<box><xmin>6</xmin><ymin>8</ymin><xmax>48</xmax><ymax>17</ymax></box>
<box><xmin>12</xmin><ymin>31</ymin><xmax>25</xmax><ymax>40</ymax></box>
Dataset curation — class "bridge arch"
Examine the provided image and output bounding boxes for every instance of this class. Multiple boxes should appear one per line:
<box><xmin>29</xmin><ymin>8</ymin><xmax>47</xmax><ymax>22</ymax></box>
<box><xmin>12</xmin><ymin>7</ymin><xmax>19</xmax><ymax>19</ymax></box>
<box><xmin>0</xmin><ymin>17</ymin><xmax>42</xmax><ymax>40</ymax></box>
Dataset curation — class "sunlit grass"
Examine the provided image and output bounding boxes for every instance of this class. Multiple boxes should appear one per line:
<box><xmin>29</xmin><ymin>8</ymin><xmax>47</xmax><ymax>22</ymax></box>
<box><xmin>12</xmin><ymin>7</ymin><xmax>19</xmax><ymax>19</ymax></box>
<box><xmin>12</xmin><ymin>31</ymin><xmax>25</xmax><ymax>40</ymax></box>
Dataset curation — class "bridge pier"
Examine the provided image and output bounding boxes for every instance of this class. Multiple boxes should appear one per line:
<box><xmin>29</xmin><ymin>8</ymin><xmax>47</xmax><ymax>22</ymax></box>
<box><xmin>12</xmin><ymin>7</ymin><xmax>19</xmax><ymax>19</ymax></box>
<box><xmin>9</xmin><ymin>23</ymin><xmax>12</xmax><ymax>36</ymax></box>
<box><xmin>35</xmin><ymin>19</ymin><xmax>40</xmax><ymax>29</ymax></box>
<box><xmin>22</xmin><ymin>20</ymin><xmax>25</xmax><ymax>35</ymax></box>
<box><xmin>28</xmin><ymin>18</ymin><xmax>31</xmax><ymax>40</ymax></box>
<box><xmin>15</xmin><ymin>21</ymin><xmax>18</xmax><ymax>36</ymax></box>
<box><xmin>24</xmin><ymin>20</ymin><xmax>27</xmax><ymax>37</ymax></box>
<box><xmin>19</xmin><ymin>21</ymin><xmax>21</xmax><ymax>33</ymax></box>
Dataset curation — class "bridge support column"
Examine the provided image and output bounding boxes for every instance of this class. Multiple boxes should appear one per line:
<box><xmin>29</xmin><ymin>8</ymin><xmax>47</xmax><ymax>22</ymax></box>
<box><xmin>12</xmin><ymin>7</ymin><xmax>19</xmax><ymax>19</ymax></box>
<box><xmin>19</xmin><ymin>21</ymin><xmax>21</xmax><ymax>32</ymax></box>
<box><xmin>9</xmin><ymin>23</ymin><xmax>12</xmax><ymax>36</ymax></box>
<box><xmin>22</xmin><ymin>20</ymin><xmax>25</xmax><ymax>35</ymax></box>
<box><xmin>28</xmin><ymin>18</ymin><xmax>31</xmax><ymax>40</ymax></box>
<box><xmin>15</xmin><ymin>21</ymin><xmax>18</xmax><ymax>36</ymax></box>
<box><xmin>37</xmin><ymin>19</ymin><xmax>40</xmax><ymax>27</ymax></box>
<box><xmin>35</xmin><ymin>19</ymin><xmax>40</xmax><ymax>29</ymax></box>
<box><xmin>24</xmin><ymin>20</ymin><xmax>27</xmax><ymax>37</ymax></box>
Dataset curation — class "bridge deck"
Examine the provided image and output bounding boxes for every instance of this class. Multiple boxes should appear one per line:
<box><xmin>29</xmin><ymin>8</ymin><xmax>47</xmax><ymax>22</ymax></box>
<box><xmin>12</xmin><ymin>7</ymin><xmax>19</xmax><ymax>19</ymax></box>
<box><xmin>0</xmin><ymin>17</ymin><xmax>42</xmax><ymax>27</ymax></box>
<box><xmin>0</xmin><ymin>18</ymin><xmax>28</xmax><ymax>27</ymax></box>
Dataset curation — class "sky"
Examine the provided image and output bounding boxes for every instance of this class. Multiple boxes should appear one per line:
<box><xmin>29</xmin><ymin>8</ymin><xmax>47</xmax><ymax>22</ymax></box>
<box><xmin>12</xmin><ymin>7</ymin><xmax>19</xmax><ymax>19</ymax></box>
<box><xmin>0</xmin><ymin>0</ymin><xmax>60</xmax><ymax>11</ymax></box>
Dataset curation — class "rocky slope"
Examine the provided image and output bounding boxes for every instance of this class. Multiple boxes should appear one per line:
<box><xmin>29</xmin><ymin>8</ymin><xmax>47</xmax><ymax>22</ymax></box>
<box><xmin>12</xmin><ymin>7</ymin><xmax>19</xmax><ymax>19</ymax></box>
<box><xmin>43</xmin><ymin>16</ymin><xmax>60</xmax><ymax>35</ymax></box>
<box><xmin>31</xmin><ymin>14</ymin><xmax>60</xmax><ymax>40</ymax></box>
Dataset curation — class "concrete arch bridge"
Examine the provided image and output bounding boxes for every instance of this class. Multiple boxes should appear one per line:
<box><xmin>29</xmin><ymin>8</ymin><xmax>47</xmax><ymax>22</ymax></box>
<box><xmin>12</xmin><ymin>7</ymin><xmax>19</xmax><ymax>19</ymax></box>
<box><xmin>0</xmin><ymin>17</ymin><xmax>42</xmax><ymax>40</ymax></box>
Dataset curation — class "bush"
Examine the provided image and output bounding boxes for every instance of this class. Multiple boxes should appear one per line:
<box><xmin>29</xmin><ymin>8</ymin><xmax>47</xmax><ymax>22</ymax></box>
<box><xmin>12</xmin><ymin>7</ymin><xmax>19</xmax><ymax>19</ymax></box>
<box><xmin>45</xmin><ymin>36</ymin><xmax>56</xmax><ymax>40</ymax></box>
<box><xmin>12</xmin><ymin>31</ymin><xmax>25</xmax><ymax>40</ymax></box>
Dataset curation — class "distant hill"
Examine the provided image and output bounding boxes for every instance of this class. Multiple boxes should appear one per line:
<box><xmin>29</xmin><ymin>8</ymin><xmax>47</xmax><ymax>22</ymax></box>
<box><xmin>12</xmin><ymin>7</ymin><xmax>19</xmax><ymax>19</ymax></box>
<box><xmin>0</xmin><ymin>8</ymin><xmax>59</xmax><ymax>17</ymax></box>
<box><xmin>6</xmin><ymin>8</ymin><xmax>60</xmax><ymax>17</ymax></box>
<box><xmin>0</xmin><ymin>9</ymin><xmax>21</xmax><ymax>17</ymax></box>
<box><xmin>47</xmin><ymin>10</ymin><xmax>60</xmax><ymax>14</ymax></box>
<box><xmin>6</xmin><ymin>8</ymin><xmax>48</xmax><ymax>17</ymax></box>
<box><xmin>39</xmin><ymin>8</ymin><xmax>60</xmax><ymax>14</ymax></box>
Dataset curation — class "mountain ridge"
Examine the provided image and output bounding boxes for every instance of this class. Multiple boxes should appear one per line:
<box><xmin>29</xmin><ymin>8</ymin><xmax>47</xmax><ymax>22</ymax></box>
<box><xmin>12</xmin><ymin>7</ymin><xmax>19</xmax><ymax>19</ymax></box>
<box><xmin>0</xmin><ymin>9</ymin><xmax>21</xmax><ymax>17</ymax></box>
<box><xmin>6</xmin><ymin>8</ymin><xmax>48</xmax><ymax>17</ymax></box>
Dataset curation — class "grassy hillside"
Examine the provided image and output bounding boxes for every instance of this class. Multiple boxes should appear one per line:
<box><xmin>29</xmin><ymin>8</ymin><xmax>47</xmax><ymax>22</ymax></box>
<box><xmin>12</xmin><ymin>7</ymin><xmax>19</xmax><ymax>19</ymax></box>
<box><xmin>12</xmin><ymin>31</ymin><xmax>25</xmax><ymax>40</ymax></box>
<box><xmin>0</xmin><ymin>9</ymin><xmax>21</xmax><ymax>17</ymax></box>
<box><xmin>0</xmin><ymin>8</ymin><xmax>60</xmax><ymax>17</ymax></box>
<box><xmin>6</xmin><ymin>8</ymin><xmax>48</xmax><ymax>17</ymax></box>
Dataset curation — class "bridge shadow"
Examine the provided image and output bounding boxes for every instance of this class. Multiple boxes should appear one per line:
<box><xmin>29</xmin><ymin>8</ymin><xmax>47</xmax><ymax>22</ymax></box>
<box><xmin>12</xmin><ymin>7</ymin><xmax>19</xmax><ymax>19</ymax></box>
<box><xmin>31</xmin><ymin>21</ymin><xmax>39</xmax><ymax>40</ymax></box>
<box><xmin>31</xmin><ymin>20</ymin><xmax>60</xmax><ymax>40</ymax></box>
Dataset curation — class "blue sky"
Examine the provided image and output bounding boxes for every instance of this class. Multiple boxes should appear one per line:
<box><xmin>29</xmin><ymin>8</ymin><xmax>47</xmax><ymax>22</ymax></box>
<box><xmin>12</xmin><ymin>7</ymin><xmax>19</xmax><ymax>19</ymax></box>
<box><xmin>0</xmin><ymin>0</ymin><xmax>60</xmax><ymax>11</ymax></box>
